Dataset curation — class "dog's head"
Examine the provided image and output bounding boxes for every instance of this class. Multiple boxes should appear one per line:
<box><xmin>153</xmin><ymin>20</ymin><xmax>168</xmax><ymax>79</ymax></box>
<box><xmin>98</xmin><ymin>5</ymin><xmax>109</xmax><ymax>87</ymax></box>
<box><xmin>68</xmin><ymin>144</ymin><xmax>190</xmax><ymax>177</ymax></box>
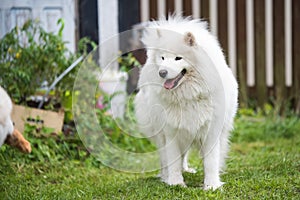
<box><xmin>156</xmin><ymin>52</ymin><xmax>189</xmax><ymax>90</ymax></box>
<box><xmin>143</xmin><ymin>29</ymin><xmax>198</xmax><ymax>90</ymax></box>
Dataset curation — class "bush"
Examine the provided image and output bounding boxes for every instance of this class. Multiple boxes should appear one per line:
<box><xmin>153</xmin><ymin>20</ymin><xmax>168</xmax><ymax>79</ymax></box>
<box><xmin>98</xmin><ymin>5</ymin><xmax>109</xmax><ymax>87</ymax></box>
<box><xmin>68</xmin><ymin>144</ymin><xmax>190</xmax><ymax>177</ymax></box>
<box><xmin>232</xmin><ymin>106</ymin><xmax>300</xmax><ymax>143</ymax></box>
<box><xmin>0</xmin><ymin>19</ymin><xmax>79</xmax><ymax>104</ymax></box>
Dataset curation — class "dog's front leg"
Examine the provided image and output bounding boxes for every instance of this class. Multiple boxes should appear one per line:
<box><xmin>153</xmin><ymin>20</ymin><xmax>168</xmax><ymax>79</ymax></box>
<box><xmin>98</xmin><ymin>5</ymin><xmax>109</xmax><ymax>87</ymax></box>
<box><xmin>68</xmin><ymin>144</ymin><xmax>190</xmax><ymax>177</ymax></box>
<box><xmin>164</xmin><ymin>134</ymin><xmax>185</xmax><ymax>186</ymax></box>
<box><xmin>202</xmin><ymin>139</ymin><xmax>223</xmax><ymax>190</ymax></box>
<box><xmin>154</xmin><ymin>133</ymin><xmax>168</xmax><ymax>182</ymax></box>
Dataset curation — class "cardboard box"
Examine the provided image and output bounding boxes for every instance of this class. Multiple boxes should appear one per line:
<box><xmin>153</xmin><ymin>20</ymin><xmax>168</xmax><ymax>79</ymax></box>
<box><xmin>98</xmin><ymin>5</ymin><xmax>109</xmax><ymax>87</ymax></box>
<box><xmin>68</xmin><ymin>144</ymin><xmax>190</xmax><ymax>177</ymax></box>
<box><xmin>11</xmin><ymin>105</ymin><xmax>64</xmax><ymax>133</ymax></box>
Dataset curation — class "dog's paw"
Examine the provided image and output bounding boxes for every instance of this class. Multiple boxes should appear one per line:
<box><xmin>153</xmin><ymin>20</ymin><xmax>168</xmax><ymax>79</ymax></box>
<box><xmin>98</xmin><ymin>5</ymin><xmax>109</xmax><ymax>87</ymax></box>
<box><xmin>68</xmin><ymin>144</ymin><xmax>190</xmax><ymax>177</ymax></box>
<box><xmin>164</xmin><ymin>174</ymin><xmax>186</xmax><ymax>187</ymax></box>
<box><xmin>165</xmin><ymin>180</ymin><xmax>187</xmax><ymax>187</ymax></box>
<box><xmin>183</xmin><ymin>167</ymin><xmax>197</xmax><ymax>174</ymax></box>
<box><xmin>20</xmin><ymin>139</ymin><xmax>31</xmax><ymax>153</ymax></box>
<box><xmin>203</xmin><ymin>181</ymin><xmax>224</xmax><ymax>191</ymax></box>
<box><xmin>157</xmin><ymin>173</ymin><xmax>168</xmax><ymax>183</ymax></box>
<box><xmin>5</xmin><ymin>129</ymin><xmax>31</xmax><ymax>153</ymax></box>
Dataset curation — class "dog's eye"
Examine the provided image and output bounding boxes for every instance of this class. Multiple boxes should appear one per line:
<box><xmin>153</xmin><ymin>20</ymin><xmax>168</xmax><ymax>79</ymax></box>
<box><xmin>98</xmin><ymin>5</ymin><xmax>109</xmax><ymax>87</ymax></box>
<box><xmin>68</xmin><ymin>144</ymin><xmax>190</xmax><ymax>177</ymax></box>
<box><xmin>175</xmin><ymin>57</ymin><xmax>182</xmax><ymax>61</ymax></box>
<box><xmin>161</xmin><ymin>56</ymin><xmax>165</xmax><ymax>60</ymax></box>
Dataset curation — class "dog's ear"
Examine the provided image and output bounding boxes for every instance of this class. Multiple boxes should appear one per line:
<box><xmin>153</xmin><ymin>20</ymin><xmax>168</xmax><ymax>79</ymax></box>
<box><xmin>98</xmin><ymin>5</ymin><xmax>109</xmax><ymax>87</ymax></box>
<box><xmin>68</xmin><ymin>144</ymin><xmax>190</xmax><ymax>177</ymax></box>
<box><xmin>184</xmin><ymin>32</ymin><xmax>196</xmax><ymax>47</ymax></box>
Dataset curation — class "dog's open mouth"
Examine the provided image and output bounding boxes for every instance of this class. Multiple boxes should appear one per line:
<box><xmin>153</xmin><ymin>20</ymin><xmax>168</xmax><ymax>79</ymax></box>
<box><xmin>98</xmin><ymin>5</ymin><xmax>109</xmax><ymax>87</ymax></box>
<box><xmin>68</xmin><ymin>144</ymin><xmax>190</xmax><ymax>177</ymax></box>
<box><xmin>164</xmin><ymin>69</ymin><xmax>187</xmax><ymax>90</ymax></box>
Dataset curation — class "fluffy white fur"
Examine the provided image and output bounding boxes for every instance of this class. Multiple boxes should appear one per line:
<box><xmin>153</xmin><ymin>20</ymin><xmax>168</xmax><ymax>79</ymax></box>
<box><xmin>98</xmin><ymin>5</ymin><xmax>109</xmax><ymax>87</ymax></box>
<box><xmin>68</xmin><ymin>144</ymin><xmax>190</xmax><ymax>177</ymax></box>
<box><xmin>0</xmin><ymin>86</ymin><xmax>14</xmax><ymax>147</ymax></box>
<box><xmin>135</xmin><ymin>16</ymin><xmax>238</xmax><ymax>190</ymax></box>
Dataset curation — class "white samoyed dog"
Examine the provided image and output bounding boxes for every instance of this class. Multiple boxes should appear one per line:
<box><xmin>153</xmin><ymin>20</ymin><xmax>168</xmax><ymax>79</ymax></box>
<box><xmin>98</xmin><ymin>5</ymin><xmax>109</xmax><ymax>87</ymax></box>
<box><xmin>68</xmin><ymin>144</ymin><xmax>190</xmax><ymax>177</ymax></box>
<box><xmin>134</xmin><ymin>16</ymin><xmax>238</xmax><ymax>190</ymax></box>
<box><xmin>0</xmin><ymin>86</ymin><xmax>14</xmax><ymax>147</ymax></box>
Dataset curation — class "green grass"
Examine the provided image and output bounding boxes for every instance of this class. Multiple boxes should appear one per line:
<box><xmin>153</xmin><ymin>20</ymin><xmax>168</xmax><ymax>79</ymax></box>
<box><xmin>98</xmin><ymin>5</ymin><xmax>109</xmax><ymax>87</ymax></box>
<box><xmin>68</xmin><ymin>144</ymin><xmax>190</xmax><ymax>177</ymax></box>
<box><xmin>1</xmin><ymin>114</ymin><xmax>300</xmax><ymax>199</ymax></box>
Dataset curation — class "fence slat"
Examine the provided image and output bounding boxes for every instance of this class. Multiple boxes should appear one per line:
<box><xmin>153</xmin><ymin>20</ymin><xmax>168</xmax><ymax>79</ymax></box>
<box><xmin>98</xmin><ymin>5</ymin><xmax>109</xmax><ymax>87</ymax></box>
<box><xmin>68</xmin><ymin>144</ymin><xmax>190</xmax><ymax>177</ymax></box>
<box><xmin>236</xmin><ymin>0</ymin><xmax>248</xmax><ymax>106</ymax></box>
<box><xmin>285</xmin><ymin>0</ymin><xmax>292</xmax><ymax>87</ymax></box>
<box><xmin>140</xmin><ymin>0</ymin><xmax>150</xmax><ymax>22</ymax></box>
<box><xmin>183</xmin><ymin>0</ymin><xmax>192</xmax><ymax>16</ymax></box>
<box><xmin>218</xmin><ymin>0</ymin><xmax>228</xmax><ymax>62</ymax></box>
<box><xmin>200</xmin><ymin>0</ymin><xmax>210</xmax><ymax>23</ymax></box>
<box><xmin>209</xmin><ymin>0</ymin><xmax>218</xmax><ymax>35</ymax></box>
<box><xmin>265</xmin><ymin>0</ymin><xmax>274</xmax><ymax>87</ymax></box>
<box><xmin>149</xmin><ymin>0</ymin><xmax>158</xmax><ymax>19</ymax></box>
<box><xmin>166</xmin><ymin>0</ymin><xmax>175</xmax><ymax>15</ymax></box>
<box><xmin>174</xmin><ymin>0</ymin><xmax>183</xmax><ymax>14</ymax></box>
<box><xmin>254</xmin><ymin>0</ymin><xmax>267</xmax><ymax>107</ymax></box>
<box><xmin>192</xmin><ymin>0</ymin><xmax>201</xmax><ymax>19</ymax></box>
<box><xmin>157</xmin><ymin>0</ymin><xmax>166</xmax><ymax>18</ymax></box>
<box><xmin>274</xmin><ymin>0</ymin><xmax>286</xmax><ymax>107</ymax></box>
<box><xmin>292</xmin><ymin>0</ymin><xmax>300</xmax><ymax>113</ymax></box>
<box><xmin>246</xmin><ymin>0</ymin><xmax>255</xmax><ymax>87</ymax></box>
<box><xmin>228</xmin><ymin>0</ymin><xmax>236</xmax><ymax>77</ymax></box>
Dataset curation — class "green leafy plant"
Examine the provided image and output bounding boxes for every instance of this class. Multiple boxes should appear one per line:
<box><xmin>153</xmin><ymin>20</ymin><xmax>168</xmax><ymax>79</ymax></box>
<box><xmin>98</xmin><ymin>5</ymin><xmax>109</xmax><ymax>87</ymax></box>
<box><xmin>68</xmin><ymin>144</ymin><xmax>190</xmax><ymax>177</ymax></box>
<box><xmin>21</xmin><ymin>123</ymin><xmax>92</xmax><ymax>163</ymax></box>
<box><xmin>118</xmin><ymin>52</ymin><xmax>141</xmax><ymax>72</ymax></box>
<box><xmin>95</xmin><ymin>98</ymin><xmax>155</xmax><ymax>153</ymax></box>
<box><xmin>0</xmin><ymin>19</ymin><xmax>97</xmax><ymax>106</ymax></box>
<box><xmin>0</xmin><ymin>19</ymin><xmax>77</xmax><ymax>103</ymax></box>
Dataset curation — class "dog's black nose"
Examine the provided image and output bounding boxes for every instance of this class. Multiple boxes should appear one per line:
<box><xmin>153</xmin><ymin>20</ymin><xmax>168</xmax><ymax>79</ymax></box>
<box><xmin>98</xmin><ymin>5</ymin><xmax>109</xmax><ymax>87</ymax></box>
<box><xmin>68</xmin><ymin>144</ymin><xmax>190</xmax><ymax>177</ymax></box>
<box><xmin>159</xmin><ymin>70</ymin><xmax>168</xmax><ymax>78</ymax></box>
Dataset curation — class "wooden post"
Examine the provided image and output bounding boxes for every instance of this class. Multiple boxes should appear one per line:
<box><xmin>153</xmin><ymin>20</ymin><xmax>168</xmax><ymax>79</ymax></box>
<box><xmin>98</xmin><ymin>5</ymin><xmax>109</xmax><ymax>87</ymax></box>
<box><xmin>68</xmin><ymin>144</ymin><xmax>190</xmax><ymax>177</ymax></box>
<box><xmin>236</xmin><ymin>0</ymin><xmax>248</xmax><ymax>107</ymax></box>
<box><xmin>218</xmin><ymin>0</ymin><xmax>228</xmax><ymax>63</ymax></box>
<box><xmin>166</xmin><ymin>0</ymin><xmax>175</xmax><ymax>14</ymax></box>
<box><xmin>292</xmin><ymin>0</ymin><xmax>300</xmax><ymax>113</ymax></box>
<box><xmin>273</xmin><ymin>0</ymin><xmax>286</xmax><ymax>113</ymax></box>
<box><xmin>149</xmin><ymin>0</ymin><xmax>158</xmax><ymax>19</ymax></box>
<box><xmin>183</xmin><ymin>0</ymin><xmax>193</xmax><ymax>16</ymax></box>
<box><xmin>201</xmin><ymin>0</ymin><xmax>210</xmax><ymax>23</ymax></box>
<box><xmin>254</xmin><ymin>0</ymin><xmax>267</xmax><ymax>108</ymax></box>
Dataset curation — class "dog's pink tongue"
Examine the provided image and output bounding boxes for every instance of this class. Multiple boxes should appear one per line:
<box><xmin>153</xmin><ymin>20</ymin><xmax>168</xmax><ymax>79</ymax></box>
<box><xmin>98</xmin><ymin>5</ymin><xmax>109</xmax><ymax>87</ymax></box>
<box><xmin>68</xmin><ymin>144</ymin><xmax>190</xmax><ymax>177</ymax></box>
<box><xmin>164</xmin><ymin>79</ymin><xmax>176</xmax><ymax>89</ymax></box>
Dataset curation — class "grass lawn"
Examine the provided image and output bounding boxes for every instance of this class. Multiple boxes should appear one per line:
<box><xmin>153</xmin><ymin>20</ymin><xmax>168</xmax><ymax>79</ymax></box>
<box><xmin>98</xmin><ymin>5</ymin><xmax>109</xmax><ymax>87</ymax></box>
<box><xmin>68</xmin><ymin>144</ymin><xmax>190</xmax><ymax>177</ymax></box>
<box><xmin>0</xmin><ymin>114</ymin><xmax>299</xmax><ymax>199</ymax></box>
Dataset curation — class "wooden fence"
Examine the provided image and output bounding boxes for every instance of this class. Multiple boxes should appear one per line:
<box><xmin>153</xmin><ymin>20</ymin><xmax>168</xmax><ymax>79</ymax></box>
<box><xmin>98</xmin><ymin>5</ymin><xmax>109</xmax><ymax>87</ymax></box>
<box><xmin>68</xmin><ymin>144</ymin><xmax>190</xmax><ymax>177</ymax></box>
<box><xmin>138</xmin><ymin>0</ymin><xmax>300</xmax><ymax>112</ymax></box>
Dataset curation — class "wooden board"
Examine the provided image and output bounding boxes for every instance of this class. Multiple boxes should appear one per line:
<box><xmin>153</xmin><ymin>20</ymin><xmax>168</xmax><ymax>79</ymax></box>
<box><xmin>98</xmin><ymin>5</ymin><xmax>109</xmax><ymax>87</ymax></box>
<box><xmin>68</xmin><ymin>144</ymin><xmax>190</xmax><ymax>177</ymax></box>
<box><xmin>11</xmin><ymin>105</ymin><xmax>64</xmax><ymax>133</ymax></box>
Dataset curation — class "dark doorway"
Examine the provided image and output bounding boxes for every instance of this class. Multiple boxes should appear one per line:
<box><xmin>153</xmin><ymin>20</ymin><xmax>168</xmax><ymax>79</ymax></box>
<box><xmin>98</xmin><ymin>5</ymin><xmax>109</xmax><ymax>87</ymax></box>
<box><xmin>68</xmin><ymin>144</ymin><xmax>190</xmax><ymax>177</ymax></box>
<box><xmin>78</xmin><ymin>0</ymin><xmax>99</xmax><ymax>50</ymax></box>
